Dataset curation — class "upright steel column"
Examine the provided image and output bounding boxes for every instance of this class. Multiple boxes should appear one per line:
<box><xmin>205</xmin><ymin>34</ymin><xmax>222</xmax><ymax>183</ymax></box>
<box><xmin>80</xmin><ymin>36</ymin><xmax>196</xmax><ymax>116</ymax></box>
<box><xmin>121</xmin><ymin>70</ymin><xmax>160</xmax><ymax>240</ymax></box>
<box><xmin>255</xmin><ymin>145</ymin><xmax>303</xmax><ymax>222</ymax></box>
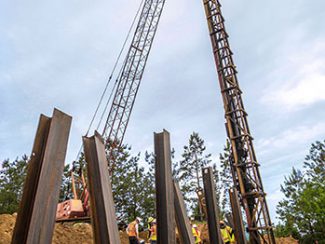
<box><xmin>12</xmin><ymin>109</ymin><xmax>72</xmax><ymax>244</ymax></box>
<box><xmin>154</xmin><ymin>130</ymin><xmax>176</xmax><ymax>244</ymax></box>
<box><xmin>202</xmin><ymin>0</ymin><xmax>275</xmax><ymax>243</ymax></box>
<box><xmin>83</xmin><ymin>132</ymin><xmax>121</xmax><ymax>244</ymax></box>
<box><xmin>202</xmin><ymin>167</ymin><xmax>223</xmax><ymax>244</ymax></box>
<box><xmin>229</xmin><ymin>187</ymin><xmax>247</xmax><ymax>244</ymax></box>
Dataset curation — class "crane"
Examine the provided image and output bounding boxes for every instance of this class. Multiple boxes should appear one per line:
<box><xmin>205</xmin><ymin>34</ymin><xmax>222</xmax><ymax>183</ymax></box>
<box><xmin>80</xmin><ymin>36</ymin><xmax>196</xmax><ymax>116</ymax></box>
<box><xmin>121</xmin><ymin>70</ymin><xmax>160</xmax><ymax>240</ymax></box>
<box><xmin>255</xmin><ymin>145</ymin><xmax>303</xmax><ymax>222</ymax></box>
<box><xmin>56</xmin><ymin>0</ymin><xmax>166</xmax><ymax>221</ymax></box>
<box><xmin>202</xmin><ymin>0</ymin><xmax>276</xmax><ymax>243</ymax></box>
<box><xmin>103</xmin><ymin>0</ymin><xmax>165</xmax><ymax>160</ymax></box>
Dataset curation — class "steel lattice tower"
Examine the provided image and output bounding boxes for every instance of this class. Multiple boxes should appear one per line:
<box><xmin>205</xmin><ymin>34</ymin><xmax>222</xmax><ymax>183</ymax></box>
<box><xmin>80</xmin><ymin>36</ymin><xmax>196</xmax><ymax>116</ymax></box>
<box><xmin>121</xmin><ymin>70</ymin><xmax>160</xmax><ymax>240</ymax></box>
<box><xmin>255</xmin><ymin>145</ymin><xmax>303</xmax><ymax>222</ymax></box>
<box><xmin>103</xmin><ymin>0</ymin><xmax>165</xmax><ymax>146</ymax></box>
<box><xmin>202</xmin><ymin>0</ymin><xmax>276</xmax><ymax>243</ymax></box>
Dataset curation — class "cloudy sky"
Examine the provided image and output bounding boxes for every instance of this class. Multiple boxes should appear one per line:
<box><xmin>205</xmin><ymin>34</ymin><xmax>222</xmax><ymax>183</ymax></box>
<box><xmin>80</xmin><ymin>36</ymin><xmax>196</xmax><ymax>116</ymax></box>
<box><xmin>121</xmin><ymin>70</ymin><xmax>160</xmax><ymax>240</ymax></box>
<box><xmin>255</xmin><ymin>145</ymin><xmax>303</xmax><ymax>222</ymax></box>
<box><xmin>1</xmin><ymin>0</ymin><xmax>324</xmax><ymax>222</ymax></box>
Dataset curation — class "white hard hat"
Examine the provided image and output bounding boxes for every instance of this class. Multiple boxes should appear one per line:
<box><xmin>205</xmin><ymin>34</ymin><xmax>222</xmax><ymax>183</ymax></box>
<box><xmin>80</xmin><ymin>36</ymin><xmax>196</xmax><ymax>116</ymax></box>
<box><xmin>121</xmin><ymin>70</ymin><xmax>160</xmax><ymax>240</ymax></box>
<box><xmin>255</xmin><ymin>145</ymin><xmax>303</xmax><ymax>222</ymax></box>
<box><xmin>136</xmin><ymin>217</ymin><xmax>143</xmax><ymax>222</ymax></box>
<box><xmin>192</xmin><ymin>224</ymin><xmax>198</xmax><ymax>228</ymax></box>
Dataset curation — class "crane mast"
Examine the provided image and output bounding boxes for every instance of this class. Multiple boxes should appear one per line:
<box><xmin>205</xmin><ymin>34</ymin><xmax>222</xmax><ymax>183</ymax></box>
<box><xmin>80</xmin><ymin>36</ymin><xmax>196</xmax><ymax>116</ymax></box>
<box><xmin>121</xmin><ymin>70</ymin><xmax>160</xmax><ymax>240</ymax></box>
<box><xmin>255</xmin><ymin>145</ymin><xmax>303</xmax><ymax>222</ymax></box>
<box><xmin>202</xmin><ymin>0</ymin><xmax>276</xmax><ymax>243</ymax></box>
<box><xmin>103</xmin><ymin>0</ymin><xmax>166</xmax><ymax>148</ymax></box>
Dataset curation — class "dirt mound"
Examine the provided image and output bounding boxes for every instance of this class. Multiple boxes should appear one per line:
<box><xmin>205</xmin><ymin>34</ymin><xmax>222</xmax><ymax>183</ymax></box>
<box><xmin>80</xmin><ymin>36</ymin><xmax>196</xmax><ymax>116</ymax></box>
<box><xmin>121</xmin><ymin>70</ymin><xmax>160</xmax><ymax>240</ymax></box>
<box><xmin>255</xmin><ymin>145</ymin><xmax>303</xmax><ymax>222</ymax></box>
<box><xmin>276</xmin><ymin>236</ymin><xmax>298</xmax><ymax>244</ymax></box>
<box><xmin>0</xmin><ymin>214</ymin><xmax>140</xmax><ymax>244</ymax></box>
<box><xmin>0</xmin><ymin>214</ymin><xmax>298</xmax><ymax>244</ymax></box>
<box><xmin>53</xmin><ymin>222</ymin><xmax>93</xmax><ymax>244</ymax></box>
<box><xmin>0</xmin><ymin>214</ymin><xmax>16</xmax><ymax>244</ymax></box>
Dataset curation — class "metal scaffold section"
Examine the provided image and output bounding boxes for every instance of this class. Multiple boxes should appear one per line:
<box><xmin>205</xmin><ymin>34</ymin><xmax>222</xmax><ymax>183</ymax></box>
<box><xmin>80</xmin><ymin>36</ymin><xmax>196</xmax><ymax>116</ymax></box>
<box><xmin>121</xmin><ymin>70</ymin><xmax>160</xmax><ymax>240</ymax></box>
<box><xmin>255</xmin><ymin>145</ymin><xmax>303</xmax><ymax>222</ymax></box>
<box><xmin>103</xmin><ymin>0</ymin><xmax>166</xmax><ymax>148</ymax></box>
<box><xmin>202</xmin><ymin>0</ymin><xmax>276</xmax><ymax>243</ymax></box>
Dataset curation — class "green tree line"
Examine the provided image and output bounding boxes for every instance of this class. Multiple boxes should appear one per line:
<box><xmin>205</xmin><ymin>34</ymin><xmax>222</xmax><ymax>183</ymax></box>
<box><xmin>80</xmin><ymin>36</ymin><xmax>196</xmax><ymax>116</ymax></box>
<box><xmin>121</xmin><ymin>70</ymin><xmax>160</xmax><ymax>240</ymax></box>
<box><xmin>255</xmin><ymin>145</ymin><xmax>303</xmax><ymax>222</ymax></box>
<box><xmin>1</xmin><ymin>134</ymin><xmax>324</xmax><ymax>243</ymax></box>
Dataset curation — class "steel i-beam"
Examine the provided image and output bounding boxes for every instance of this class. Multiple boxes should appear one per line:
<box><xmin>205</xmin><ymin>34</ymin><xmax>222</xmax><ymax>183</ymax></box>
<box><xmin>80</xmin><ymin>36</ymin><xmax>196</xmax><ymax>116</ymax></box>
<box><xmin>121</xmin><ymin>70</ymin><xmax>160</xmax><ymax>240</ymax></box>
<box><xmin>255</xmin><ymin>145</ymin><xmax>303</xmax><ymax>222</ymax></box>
<box><xmin>83</xmin><ymin>131</ymin><xmax>121</xmax><ymax>244</ymax></box>
<box><xmin>202</xmin><ymin>167</ymin><xmax>223</xmax><ymax>244</ymax></box>
<box><xmin>154</xmin><ymin>130</ymin><xmax>176</xmax><ymax>244</ymax></box>
<box><xmin>11</xmin><ymin>109</ymin><xmax>72</xmax><ymax>244</ymax></box>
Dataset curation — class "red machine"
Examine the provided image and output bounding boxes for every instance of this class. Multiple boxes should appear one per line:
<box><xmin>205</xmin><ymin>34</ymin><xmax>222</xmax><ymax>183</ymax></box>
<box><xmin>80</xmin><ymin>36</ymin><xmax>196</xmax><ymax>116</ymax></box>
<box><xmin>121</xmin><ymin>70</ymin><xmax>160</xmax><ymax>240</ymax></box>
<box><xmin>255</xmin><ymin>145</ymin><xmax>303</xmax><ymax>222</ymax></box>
<box><xmin>56</xmin><ymin>171</ymin><xmax>89</xmax><ymax>220</ymax></box>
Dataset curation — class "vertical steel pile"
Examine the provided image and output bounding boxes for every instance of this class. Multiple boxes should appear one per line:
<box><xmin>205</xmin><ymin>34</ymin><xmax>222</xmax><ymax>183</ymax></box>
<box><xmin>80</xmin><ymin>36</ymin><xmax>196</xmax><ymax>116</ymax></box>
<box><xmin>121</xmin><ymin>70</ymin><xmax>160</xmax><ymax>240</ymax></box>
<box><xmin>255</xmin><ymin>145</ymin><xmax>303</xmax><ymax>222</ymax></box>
<box><xmin>11</xmin><ymin>109</ymin><xmax>72</xmax><ymax>244</ymax></box>
<box><xmin>154</xmin><ymin>130</ymin><xmax>176</xmax><ymax>244</ymax></box>
<box><xmin>202</xmin><ymin>167</ymin><xmax>223</xmax><ymax>244</ymax></box>
<box><xmin>83</xmin><ymin>131</ymin><xmax>121</xmax><ymax>244</ymax></box>
<box><xmin>229</xmin><ymin>187</ymin><xmax>247</xmax><ymax>244</ymax></box>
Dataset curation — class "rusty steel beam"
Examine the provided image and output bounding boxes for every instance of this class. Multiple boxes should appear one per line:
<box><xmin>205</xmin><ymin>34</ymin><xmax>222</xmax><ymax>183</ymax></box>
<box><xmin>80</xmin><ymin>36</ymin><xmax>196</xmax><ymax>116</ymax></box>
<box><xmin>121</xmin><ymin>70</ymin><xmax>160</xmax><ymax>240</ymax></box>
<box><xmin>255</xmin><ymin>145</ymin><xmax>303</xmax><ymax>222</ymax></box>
<box><xmin>174</xmin><ymin>181</ymin><xmax>195</xmax><ymax>244</ymax></box>
<box><xmin>202</xmin><ymin>167</ymin><xmax>223</xmax><ymax>244</ymax></box>
<box><xmin>12</xmin><ymin>109</ymin><xmax>72</xmax><ymax>244</ymax></box>
<box><xmin>154</xmin><ymin>130</ymin><xmax>176</xmax><ymax>244</ymax></box>
<box><xmin>229</xmin><ymin>187</ymin><xmax>247</xmax><ymax>244</ymax></box>
<box><xmin>83</xmin><ymin>131</ymin><xmax>121</xmax><ymax>244</ymax></box>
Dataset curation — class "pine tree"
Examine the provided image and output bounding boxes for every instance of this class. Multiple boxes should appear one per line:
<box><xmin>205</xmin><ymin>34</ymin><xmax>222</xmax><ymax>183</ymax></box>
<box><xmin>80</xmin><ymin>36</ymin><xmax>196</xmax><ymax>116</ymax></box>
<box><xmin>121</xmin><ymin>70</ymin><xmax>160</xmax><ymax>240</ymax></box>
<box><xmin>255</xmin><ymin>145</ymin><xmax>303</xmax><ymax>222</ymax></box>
<box><xmin>219</xmin><ymin>140</ymin><xmax>233</xmax><ymax>214</ymax></box>
<box><xmin>110</xmin><ymin>144</ymin><xmax>156</xmax><ymax>223</ymax></box>
<box><xmin>177</xmin><ymin>132</ymin><xmax>211</xmax><ymax>220</ymax></box>
<box><xmin>0</xmin><ymin>155</ymin><xmax>28</xmax><ymax>214</ymax></box>
<box><xmin>143</xmin><ymin>151</ymin><xmax>156</xmax><ymax>218</ymax></box>
<box><xmin>276</xmin><ymin>140</ymin><xmax>325</xmax><ymax>243</ymax></box>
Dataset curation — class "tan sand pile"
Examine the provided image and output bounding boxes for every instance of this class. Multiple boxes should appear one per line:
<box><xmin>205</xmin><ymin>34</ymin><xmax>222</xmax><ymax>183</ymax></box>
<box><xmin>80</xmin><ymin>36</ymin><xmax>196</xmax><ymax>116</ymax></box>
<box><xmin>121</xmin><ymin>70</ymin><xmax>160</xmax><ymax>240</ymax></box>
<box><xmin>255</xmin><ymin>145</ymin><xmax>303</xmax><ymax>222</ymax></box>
<box><xmin>0</xmin><ymin>214</ymin><xmax>298</xmax><ymax>244</ymax></box>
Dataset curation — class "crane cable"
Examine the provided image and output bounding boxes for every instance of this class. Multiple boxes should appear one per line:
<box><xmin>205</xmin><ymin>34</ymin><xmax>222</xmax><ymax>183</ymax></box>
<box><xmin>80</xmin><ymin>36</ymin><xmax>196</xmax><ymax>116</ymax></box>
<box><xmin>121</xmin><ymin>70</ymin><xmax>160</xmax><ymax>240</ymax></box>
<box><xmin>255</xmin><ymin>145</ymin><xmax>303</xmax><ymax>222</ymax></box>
<box><xmin>74</xmin><ymin>0</ymin><xmax>145</xmax><ymax>162</ymax></box>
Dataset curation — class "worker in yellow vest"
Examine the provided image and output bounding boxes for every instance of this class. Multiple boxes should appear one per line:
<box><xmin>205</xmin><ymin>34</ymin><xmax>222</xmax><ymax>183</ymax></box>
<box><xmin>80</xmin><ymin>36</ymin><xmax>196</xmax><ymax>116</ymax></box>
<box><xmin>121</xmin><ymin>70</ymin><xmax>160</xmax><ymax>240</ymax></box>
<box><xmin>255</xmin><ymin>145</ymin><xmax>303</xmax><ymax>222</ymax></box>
<box><xmin>149</xmin><ymin>219</ymin><xmax>157</xmax><ymax>244</ymax></box>
<box><xmin>126</xmin><ymin>217</ymin><xmax>142</xmax><ymax>244</ymax></box>
<box><xmin>147</xmin><ymin>217</ymin><xmax>154</xmax><ymax>240</ymax></box>
<box><xmin>192</xmin><ymin>224</ymin><xmax>202</xmax><ymax>244</ymax></box>
<box><xmin>220</xmin><ymin>221</ymin><xmax>235</xmax><ymax>244</ymax></box>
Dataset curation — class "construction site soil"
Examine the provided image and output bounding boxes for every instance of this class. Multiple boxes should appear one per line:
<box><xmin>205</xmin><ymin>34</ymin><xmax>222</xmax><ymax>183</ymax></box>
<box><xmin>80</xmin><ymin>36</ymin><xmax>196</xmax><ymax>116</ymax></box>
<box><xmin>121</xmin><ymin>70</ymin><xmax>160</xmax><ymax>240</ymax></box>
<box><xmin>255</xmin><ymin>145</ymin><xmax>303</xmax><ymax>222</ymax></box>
<box><xmin>0</xmin><ymin>214</ymin><xmax>298</xmax><ymax>244</ymax></box>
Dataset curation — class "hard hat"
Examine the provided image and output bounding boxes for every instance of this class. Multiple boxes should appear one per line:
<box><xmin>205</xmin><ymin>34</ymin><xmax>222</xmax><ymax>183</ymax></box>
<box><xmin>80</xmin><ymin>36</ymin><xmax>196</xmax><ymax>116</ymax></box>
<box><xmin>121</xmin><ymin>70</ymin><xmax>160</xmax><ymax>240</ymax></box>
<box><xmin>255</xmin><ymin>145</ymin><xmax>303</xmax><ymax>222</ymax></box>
<box><xmin>148</xmin><ymin>217</ymin><xmax>154</xmax><ymax>223</ymax></box>
<box><xmin>192</xmin><ymin>224</ymin><xmax>198</xmax><ymax>228</ymax></box>
<box><xmin>136</xmin><ymin>217</ymin><xmax>143</xmax><ymax>223</ymax></box>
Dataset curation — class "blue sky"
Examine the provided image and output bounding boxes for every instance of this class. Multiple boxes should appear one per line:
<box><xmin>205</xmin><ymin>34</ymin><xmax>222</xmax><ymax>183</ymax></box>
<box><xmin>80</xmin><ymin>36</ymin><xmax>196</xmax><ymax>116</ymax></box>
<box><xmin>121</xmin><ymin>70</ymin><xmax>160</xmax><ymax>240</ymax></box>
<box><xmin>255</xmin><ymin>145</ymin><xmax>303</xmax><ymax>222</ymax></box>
<box><xmin>1</xmin><ymin>0</ymin><xmax>324</xmax><ymax>222</ymax></box>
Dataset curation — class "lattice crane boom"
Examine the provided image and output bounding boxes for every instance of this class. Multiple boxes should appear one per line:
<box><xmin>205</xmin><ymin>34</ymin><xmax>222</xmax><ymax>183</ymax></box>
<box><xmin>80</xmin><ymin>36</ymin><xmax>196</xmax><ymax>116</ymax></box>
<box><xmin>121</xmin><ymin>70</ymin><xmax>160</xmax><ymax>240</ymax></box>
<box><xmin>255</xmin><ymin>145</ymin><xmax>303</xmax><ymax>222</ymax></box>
<box><xmin>103</xmin><ymin>0</ymin><xmax>166</xmax><ymax>147</ymax></box>
<box><xmin>202</xmin><ymin>0</ymin><xmax>276</xmax><ymax>243</ymax></box>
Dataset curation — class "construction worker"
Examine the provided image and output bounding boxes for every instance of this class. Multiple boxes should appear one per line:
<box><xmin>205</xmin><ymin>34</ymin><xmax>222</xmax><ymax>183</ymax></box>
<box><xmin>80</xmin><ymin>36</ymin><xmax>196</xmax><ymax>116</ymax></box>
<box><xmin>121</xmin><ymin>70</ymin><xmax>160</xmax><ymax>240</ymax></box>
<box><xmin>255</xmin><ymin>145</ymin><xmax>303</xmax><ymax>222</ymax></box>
<box><xmin>220</xmin><ymin>220</ymin><xmax>235</xmax><ymax>244</ymax></box>
<box><xmin>149</xmin><ymin>219</ymin><xmax>157</xmax><ymax>244</ymax></box>
<box><xmin>147</xmin><ymin>217</ymin><xmax>154</xmax><ymax>240</ymax></box>
<box><xmin>192</xmin><ymin>224</ymin><xmax>202</xmax><ymax>244</ymax></box>
<box><xmin>126</xmin><ymin>217</ymin><xmax>142</xmax><ymax>244</ymax></box>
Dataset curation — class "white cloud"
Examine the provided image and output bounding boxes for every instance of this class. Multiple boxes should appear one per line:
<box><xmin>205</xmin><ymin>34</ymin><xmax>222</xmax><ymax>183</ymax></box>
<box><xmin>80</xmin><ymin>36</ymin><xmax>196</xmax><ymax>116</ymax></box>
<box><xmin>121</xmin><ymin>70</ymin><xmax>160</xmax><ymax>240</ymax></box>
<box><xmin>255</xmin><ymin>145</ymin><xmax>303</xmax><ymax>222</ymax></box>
<box><xmin>257</xmin><ymin>122</ymin><xmax>325</xmax><ymax>155</ymax></box>
<box><xmin>262</xmin><ymin>40</ymin><xmax>325</xmax><ymax>111</ymax></box>
<box><xmin>266</xmin><ymin>73</ymin><xmax>325</xmax><ymax>109</ymax></box>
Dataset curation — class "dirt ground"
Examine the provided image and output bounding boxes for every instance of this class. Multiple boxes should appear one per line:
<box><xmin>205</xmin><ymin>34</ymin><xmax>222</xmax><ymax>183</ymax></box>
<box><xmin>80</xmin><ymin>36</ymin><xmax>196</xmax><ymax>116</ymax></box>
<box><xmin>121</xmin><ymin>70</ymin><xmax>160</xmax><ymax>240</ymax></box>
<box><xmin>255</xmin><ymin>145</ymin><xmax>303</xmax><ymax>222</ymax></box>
<box><xmin>0</xmin><ymin>214</ymin><xmax>298</xmax><ymax>244</ymax></box>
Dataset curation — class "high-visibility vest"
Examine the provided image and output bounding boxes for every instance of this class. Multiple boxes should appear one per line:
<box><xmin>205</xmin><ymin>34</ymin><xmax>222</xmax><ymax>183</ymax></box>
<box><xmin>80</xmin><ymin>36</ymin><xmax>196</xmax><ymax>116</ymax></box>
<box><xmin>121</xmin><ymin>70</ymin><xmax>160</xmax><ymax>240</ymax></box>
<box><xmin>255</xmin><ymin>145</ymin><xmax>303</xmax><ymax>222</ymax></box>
<box><xmin>192</xmin><ymin>227</ymin><xmax>202</xmax><ymax>243</ymax></box>
<box><xmin>127</xmin><ymin>221</ymin><xmax>137</xmax><ymax>237</ymax></box>
<box><xmin>220</xmin><ymin>226</ymin><xmax>235</xmax><ymax>243</ymax></box>
<box><xmin>150</xmin><ymin>225</ymin><xmax>157</xmax><ymax>241</ymax></box>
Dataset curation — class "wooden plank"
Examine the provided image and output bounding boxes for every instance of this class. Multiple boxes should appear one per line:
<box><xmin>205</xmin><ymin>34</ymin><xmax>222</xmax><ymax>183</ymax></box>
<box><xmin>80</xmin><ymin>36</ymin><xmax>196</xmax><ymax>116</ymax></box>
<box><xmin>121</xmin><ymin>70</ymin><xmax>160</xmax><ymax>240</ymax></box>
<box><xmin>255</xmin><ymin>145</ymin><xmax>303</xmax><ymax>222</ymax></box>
<box><xmin>174</xmin><ymin>181</ymin><xmax>195</xmax><ymax>244</ymax></box>
<box><xmin>202</xmin><ymin>167</ymin><xmax>223</xmax><ymax>244</ymax></box>
<box><xmin>154</xmin><ymin>130</ymin><xmax>176</xmax><ymax>244</ymax></box>
<box><xmin>12</xmin><ymin>108</ymin><xmax>72</xmax><ymax>244</ymax></box>
<box><xmin>83</xmin><ymin>131</ymin><xmax>121</xmax><ymax>244</ymax></box>
<box><xmin>229</xmin><ymin>187</ymin><xmax>247</xmax><ymax>244</ymax></box>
